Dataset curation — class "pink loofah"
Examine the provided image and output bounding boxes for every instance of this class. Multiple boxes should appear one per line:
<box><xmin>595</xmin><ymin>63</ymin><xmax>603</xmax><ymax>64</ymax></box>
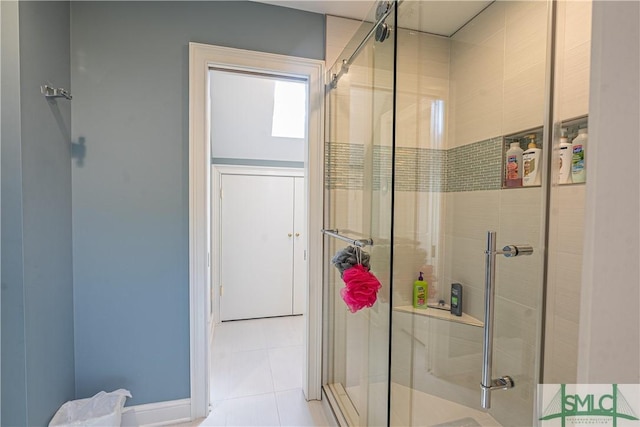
<box><xmin>340</xmin><ymin>264</ymin><xmax>382</xmax><ymax>313</ymax></box>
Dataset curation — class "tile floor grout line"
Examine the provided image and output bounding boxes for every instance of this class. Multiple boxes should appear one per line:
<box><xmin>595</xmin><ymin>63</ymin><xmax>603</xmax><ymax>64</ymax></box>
<box><xmin>213</xmin><ymin>390</ymin><xmax>277</xmax><ymax>402</ymax></box>
<box><xmin>273</xmin><ymin>389</ymin><xmax>284</xmax><ymax>426</ymax></box>
<box><xmin>213</xmin><ymin>343</ymin><xmax>304</xmax><ymax>355</ymax></box>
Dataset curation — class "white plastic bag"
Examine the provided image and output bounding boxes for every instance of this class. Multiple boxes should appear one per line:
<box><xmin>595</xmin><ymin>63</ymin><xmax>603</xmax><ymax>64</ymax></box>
<box><xmin>49</xmin><ymin>389</ymin><xmax>132</xmax><ymax>427</ymax></box>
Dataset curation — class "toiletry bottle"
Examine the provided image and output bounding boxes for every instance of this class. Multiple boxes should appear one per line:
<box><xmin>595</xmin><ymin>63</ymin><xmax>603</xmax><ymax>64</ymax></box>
<box><xmin>505</xmin><ymin>141</ymin><xmax>524</xmax><ymax>187</ymax></box>
<box><xmin>413</xmin><ymin>272</ymin><xmax>428</xmax><ymax>309</ymax></box>
<box><xmin>571</xmin><ymin>127</ymin><xmax>588</xmax><ymax>183</ymax></box>
<box><xmin>523</xmin><ymin>134</ymin><xmax>542</xmax><ymax>186</ymax></box>
<box><xmin>559</xmin><ymin>128</ymin><xmax>573</xmax><ymax>184</ymax></box>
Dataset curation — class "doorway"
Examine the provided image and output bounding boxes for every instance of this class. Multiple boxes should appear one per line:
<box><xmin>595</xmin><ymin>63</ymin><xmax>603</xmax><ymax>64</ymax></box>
<box><xmin>208</xmin><ymin>66</ymin><xmax>310</xmax><ymax>415</ymax></box>
<box><xmin>208</xmin><ymin>67</ymin><xmax>309</xmax><ymax>324</ymax></box>
<box><xmin>188</xmin><ymin>43</ymin><xmax>324</xmax><ymax>418</ymax></box>
<box><xmin>208</xmin><ymin>64</ymin><xmax>312</xmax><ymax>419</ymax></box>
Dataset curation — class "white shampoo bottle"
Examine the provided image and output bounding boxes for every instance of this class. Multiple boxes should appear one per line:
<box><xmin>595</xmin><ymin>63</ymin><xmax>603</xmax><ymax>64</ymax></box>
<box><xmin>571</xmin><ymin>127</ymin><xmax>588</xmax><ymax>183</ymax></box>
<box><xmin>559</xmin><ymin>129</ymin><xmax>573</xmax><ymax>184</ymax></box>
<box><xmin>523</xmin><ymin>135</ymin><xmax>542</xmax><ymax>186</ymax></box>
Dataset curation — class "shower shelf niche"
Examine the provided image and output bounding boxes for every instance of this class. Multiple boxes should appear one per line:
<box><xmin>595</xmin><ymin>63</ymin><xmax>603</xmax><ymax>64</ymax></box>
<box><xmin>394</xmin><ymin>305</ymin><xmax>483</xmax><ymax>328</ymax></box>
<box><xmin>502</xmin><ymin>126</ymin><xmax>544</xmax><ymax>189</ymax></box>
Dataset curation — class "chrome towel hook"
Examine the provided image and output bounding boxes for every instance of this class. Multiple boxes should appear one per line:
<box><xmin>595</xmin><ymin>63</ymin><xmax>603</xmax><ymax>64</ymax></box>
<box><xmin>41</xmin><ymin>84</ymin><xmax>72</xmax><ymax>100</ymax></box>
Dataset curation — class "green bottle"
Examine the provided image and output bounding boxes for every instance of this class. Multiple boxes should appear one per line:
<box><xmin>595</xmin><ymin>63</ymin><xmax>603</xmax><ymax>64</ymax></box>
<box><xmin>413</xmin><ymin>272</ymin><xmax>428</xmax><ymax>309</ymax></box>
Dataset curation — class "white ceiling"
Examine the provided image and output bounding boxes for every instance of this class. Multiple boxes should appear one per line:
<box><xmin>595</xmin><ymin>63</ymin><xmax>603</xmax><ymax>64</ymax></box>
<box><xmin>252</xmin><ymin>0</ymin><xmax>375</xmax><ymax>22</ymax></box>
<box><xmin>251</xmin><ymin>1</ymin><xmax>493</xmax><ymax>37</ymax></box>
<box><xmin>396</xmin><ymin>1</ymin><xmax>493</xmax><ymax>36</ymax></box>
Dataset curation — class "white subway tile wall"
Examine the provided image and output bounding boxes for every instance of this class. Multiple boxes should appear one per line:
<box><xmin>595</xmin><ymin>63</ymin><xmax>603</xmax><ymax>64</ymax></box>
<box><xmin>559</xmin><ymin>0</ymin><xmax>592</xmax><ymax>121</ymax></box>
<box><xmin>449</xmin><ymin>2</ymin><xmax>506</xmax><ymax>148</ymax></box>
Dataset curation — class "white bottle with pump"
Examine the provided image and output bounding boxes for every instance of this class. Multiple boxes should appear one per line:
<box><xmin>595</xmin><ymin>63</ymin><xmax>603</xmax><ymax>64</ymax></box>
<box><xmin>505</xmin><ymin>142</ymin><xmax>524</xmax><ymax>187</ymax></box>
<box><xmin>571</xmin><ymin>127</ymin><xmax>587</xmax><ymax>183</ymax></box>
<box><xmin>559</xmin><ymin>128</ymin><xmax>573</xmax><ymax>184</ymax></box>
<box><xmin>522</xmin><ymin>134</ymin><xmax>542</xmax><ymax>186</ymax></box>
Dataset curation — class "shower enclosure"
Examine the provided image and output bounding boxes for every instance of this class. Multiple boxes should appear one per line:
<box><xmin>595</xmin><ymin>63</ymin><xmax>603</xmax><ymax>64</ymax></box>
<box><xmin>321</xmin><ymin>0</ymin><xmax>586</xmax><ymax>425</ymax></box>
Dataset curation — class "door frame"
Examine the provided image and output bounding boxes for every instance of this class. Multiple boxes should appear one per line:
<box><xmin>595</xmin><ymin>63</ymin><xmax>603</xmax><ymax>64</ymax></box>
<box><xmin>188</xmin><ymin>43</ymin><xmax>324</xmax><ymax>419</ymax></box>
<box><xmin>211</xmin><ymin>165</ymin><xmax>305</xmax><ymax>324</ymax></box>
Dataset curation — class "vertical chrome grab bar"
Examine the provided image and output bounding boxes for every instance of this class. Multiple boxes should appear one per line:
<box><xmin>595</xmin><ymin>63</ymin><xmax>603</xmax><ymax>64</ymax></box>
<box><xmin>481</xmin><ymin>231</ymin><xmax>524</xmax><ymax>408</ymax></box>
<box><xmin>481</xmin><ymin>231</ymin><xmax>498</xmax><ymax>409</ymax></box>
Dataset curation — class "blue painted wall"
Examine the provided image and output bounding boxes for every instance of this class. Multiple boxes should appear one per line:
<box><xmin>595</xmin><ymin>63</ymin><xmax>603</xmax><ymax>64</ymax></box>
<box><xmin>1</xmin><ymin>3</ymin><xmax>28</xmax><ymax>424</ymax></box>
<box><xmin>70</xmin><ymin>1</ymin><xmax>324</xmax><ymax>405</ymax></box>
<box><xmin>1</xmin><ymin>1</ymin><xmax>75</xmax><ymax>425</ymax></box>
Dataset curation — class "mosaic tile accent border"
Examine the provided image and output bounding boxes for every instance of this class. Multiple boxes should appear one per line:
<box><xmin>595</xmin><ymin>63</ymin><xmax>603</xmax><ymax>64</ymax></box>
<box><xmin>446</xmin><ymin>137</ymin><xmax>503</xmax><ymax>192</ymax></box>
<box><xmin>325</xmin><ymin>137</ymin><xmax>503</xmax><ymax>192</ymax></box>
<box><xmin>324</xmin><ymin>141</ymin><xmax>364</xmax><ymax>190</ymax></box>
<box><xmin>372</xmin><ymin>146</ymin><xmax>392</xmax><ymax>192</ymax></box>
<box><xmin>374</xmin><ymin>146</ymin><xmax>447</xmax><ymax>192</ymax></box>
<box><xmin>400</xmin><ymin>147</ymin><xmax>448</xmax><ymax>192</ymax></box>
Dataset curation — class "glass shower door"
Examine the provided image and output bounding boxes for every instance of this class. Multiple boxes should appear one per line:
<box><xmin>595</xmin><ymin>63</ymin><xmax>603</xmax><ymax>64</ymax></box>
<box><xmin>389</xmin><ymin>1</ymin><xmax>551</xmax><ymax>426</ymax></box>
<box><xmin>323</xmin><ymin>3</ymin><xmax>396</xmax><ymax>426</ymax></box>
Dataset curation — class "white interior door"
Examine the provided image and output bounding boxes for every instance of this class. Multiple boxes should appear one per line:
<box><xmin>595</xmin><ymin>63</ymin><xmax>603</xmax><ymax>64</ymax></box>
<box><xmin>220</xmin><ymin>174</ymin><xmax>295</xmax><ymax>321</ymax></box>
<box><xmin>293</xmin><ymin>177</ymin><xmax>306</xmax><ymax>315</ymax></box>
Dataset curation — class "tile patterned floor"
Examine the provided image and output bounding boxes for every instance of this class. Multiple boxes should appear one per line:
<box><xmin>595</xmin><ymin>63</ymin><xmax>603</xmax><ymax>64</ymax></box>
<box><xmin>170</xmin><ymin>316</ymin><xmax>501</xmax><ymax>427</ymax></box>
<box><xmin>175</xmin><ymin>315</ymin><xmax>331</xmax><ymax>427</ymax></box>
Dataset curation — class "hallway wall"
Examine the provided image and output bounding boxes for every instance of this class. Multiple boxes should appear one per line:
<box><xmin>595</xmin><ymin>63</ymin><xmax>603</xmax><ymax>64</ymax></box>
<box><xmin>70</xmin><ymin>1</ymin><xmax>325</xmax><ymax>406</ymax></box>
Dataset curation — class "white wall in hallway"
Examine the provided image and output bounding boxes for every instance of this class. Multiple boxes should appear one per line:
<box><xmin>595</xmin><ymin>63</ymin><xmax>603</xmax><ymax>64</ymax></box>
<box><xmin>210</xmin><ymin>70</ymin><xmax>305</xmax><ymax>163</ymax></box>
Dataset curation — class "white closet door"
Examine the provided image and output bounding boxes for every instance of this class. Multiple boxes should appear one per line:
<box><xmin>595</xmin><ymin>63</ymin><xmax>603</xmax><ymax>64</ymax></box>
<box><xmin>220</xmin><ymin>174</ymin><xmax>295</xmax><ymax>321</ymax></box>
<box><xmin>293</xmin><ymin>177</ymin><xmax>306</xmax><ymax>315</ymax></box>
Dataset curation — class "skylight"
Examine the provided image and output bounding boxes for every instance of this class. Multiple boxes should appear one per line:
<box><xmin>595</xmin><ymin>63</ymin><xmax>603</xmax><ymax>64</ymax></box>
<box><xmin>271</xmin><ymin>80</ymin><xmax>306</xmax><ymax>139</ymax></box>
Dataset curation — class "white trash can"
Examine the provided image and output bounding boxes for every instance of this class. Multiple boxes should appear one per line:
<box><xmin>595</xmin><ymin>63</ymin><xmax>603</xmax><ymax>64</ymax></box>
<box><xmin>49</xmin><ymin>389</ymin><xmax>132</xmax><ymax>427</ymax></box>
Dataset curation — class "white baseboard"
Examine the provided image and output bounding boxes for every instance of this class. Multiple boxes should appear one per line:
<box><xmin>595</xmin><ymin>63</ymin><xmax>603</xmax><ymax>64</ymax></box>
<box><xmin>121</xmin><ymin>398</ymin><xmax>191</xmax><ymax>426</ymax></box>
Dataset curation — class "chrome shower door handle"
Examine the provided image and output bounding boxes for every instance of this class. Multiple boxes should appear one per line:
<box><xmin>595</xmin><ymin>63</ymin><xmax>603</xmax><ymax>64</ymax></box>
<box><xmin>481</xmin><ymin>231</ymin><xmax>526</xmax><ymax>408</ymax></box>
<box><xmin>481</xmin><ymin>231</ymin><xmax>498</xmax><ymax>409</ymax></box>
<box><xmin>500</xmin><ymin>244</ymin><xmax>534</xmax><ymax>257</ymax></box>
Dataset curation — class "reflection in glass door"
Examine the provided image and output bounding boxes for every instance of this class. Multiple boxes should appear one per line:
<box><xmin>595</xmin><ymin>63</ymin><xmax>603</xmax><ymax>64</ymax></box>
<box><xmin>323</xmin><ymin>3</ymin><xmax>396</xmax><ymax>426</ymax></box>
